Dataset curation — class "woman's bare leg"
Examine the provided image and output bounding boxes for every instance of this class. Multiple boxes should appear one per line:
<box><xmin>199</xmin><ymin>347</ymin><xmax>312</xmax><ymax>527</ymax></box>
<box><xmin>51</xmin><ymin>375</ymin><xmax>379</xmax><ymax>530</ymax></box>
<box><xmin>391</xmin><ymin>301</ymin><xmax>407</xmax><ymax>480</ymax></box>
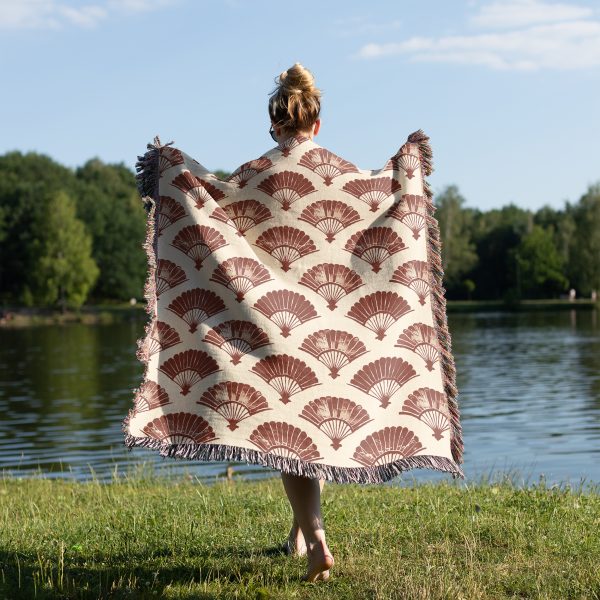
<box><xmin>280</xmin><ymin>473</ymin><xmax>333</xmax><ymax>581</ymax></box>
<box><xmin>283</xmin><ymin>477</ymin><xmax>325</xmax><ymax>555</ymax></box>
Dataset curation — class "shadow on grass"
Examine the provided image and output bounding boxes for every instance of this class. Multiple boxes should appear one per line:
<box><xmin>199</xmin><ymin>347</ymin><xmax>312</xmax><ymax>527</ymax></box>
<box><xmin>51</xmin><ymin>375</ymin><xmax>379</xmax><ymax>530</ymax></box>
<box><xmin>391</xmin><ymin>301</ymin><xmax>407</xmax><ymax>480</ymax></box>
<box><xmin>0</xmin><ymin>543</ymin><xmax>293</xmax><ymax>599</ymax></box>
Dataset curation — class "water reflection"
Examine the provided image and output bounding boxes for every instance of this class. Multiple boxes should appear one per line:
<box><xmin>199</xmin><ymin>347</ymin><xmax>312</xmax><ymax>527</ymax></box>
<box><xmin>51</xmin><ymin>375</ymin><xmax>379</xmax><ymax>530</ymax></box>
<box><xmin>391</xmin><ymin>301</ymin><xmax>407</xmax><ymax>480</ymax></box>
<box><xmin>1</xmin><ymin>308</ymin><xmax>598</xmax><ymax>488</ymax></box>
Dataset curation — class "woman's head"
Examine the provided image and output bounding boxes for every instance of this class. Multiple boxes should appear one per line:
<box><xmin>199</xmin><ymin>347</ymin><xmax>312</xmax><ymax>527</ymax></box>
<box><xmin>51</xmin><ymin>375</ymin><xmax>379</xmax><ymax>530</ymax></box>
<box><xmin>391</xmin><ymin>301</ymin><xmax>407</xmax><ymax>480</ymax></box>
<box><xmin>268</xmin><ymin>62</ymin><xmax>321</xmax><ymax>140</ymax></box>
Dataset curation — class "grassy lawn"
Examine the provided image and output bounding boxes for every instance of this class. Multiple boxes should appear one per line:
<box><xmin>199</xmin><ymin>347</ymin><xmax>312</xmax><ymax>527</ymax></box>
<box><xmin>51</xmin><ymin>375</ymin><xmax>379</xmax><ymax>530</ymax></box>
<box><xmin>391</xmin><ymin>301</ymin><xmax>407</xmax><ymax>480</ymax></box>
<box><xmin>1</xmin><ymin>469</ymin><xmax>599</xmax><ymax>599</ymax></box>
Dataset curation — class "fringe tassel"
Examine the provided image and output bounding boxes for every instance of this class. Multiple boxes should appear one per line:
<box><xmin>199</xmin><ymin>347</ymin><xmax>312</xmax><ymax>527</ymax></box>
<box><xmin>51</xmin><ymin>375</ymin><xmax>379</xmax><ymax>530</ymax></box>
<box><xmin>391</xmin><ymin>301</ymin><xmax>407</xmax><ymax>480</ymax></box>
<box><xmin>122</xmin><ymin>434</ymin><xmax>464</xmax><ymax>484</ymax></box>
<box><xmin>121</xmin><ymin>132</ymin><xmax>466</xmax><ymax>485</ymax></box>
<box><xmin>122</xmin><ymin>135</ymin><xmax>172</xmax><ymax>438</ymax></box>
<box><xmin>407</xmin><ymin>129</ymin><xmax>465</xmax><ymax>471</ymax></box>
<box><xmin>134</xmin><ymin>135</ymin><xmax>175</xmax><ymax>212</ymax></box>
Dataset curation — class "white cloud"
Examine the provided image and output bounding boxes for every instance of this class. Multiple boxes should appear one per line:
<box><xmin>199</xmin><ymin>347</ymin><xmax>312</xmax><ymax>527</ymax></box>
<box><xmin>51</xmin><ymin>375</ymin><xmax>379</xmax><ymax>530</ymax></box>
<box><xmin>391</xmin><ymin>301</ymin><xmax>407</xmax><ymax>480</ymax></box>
<box><xmin>0</xmin><ymin>0</ymin><xmax>176</xmax><ymax>30</ymax></box>
<box><xmin>107</xmin><ymin>0</ymin><xmax>176</xmax><ymax>13</ymax></box>
<box><xmin>58</xmin><ymin>4</ymin><xmax>107</xmax><ymax>27</ymax></box>
<box><xmin>355</xmin><ymin>0</ymin><xmax>600</xmax><ymax>71</ymax></box>
<box><xmin>470</xmin><ymin>0</ymin><xmax>594</xmax><ymax>29</ymax></box>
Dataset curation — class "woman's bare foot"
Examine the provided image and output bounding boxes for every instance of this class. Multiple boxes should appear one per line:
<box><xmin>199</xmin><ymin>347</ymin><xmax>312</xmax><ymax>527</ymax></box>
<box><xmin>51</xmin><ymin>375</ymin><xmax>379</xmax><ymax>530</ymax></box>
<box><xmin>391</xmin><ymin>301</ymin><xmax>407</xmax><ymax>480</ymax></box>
<box><xmin>282</xmin><ymin>523</ymin><xmax>307</xmax><ymax>556</ymax></box>
<box><xmin>301</xmin><ymin>539</ymin><xmax>334</xmax><ymax>582</ymax></box>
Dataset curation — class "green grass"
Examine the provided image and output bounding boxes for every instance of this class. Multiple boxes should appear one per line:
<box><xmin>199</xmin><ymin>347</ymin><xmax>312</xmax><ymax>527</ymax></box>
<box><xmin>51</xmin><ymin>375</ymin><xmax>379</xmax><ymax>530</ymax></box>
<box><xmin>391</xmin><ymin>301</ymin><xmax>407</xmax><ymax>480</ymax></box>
<box><xmin>1</xmin><ymin>468</ymin><xmax>599</xmax><ymax>599</ymax></box>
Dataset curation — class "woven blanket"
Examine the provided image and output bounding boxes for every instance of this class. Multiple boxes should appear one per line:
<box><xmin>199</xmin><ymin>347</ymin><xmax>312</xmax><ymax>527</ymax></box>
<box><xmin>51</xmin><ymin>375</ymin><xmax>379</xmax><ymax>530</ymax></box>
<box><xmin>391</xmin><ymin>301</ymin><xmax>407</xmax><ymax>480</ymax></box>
<box><xmin>121</xmin><ymin>130</ymin><xmax>465</xmax><ymax>483</ymax></box>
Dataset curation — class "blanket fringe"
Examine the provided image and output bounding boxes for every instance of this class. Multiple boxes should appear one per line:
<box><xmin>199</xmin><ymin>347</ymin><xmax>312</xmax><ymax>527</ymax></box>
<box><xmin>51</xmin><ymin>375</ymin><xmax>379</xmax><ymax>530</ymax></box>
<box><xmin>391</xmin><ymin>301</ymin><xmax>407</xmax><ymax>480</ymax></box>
<box><xmin>123</xmin><ymin>135</ymin><xmax>172</xmax><ymax>434</ymax></box>
<box><xmin>122</xmin><ymin>434</ymin><xmax>464</xmax><ymax>484</ymax></box>
<box><xmin>121</xmin><ymin>131</ymin><xmax>466</xmax><ymax>484</ymax></box>
<box><xmin>135</xmin><ymin>135</ymin><xmax>175</xmax><ymax>211</ymax></box>
<box><xmin>407</xmin><ymin>129</ymin><xmax>465</xmax><ymax>470</ymax></box>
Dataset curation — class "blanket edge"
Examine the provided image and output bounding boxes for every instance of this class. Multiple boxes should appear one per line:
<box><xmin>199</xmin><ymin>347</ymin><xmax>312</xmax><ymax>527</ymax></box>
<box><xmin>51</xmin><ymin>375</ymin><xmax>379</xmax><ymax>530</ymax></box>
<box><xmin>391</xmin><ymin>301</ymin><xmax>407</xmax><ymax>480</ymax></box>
<box><xmin>121</xmin><ymin>132</ymin><xmax>466</xmax><ymax>484</ymax></box>
<box><xmin>407</xmin><ymin>129</ymin><xmax>465</xmax><ymax>469</ymax></box>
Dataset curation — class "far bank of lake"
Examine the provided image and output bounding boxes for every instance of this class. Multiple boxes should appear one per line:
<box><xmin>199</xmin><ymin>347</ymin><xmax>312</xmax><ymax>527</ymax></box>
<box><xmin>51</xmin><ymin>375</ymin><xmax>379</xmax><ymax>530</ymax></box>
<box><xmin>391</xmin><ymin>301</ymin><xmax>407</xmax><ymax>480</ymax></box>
<box><xmin>1</xmin><ymin>298</ymin><xmax>598</xmax><ymax>328</ymax></box>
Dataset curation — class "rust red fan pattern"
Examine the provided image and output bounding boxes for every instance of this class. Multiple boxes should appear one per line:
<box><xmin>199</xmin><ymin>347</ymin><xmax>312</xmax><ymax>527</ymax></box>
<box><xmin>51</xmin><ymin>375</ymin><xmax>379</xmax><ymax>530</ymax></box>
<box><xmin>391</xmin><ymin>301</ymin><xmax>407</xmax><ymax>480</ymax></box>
<box><xmin>123</xmin><ymin>131</ymin><xmax>465</xmax><ymax>484</ymax></box>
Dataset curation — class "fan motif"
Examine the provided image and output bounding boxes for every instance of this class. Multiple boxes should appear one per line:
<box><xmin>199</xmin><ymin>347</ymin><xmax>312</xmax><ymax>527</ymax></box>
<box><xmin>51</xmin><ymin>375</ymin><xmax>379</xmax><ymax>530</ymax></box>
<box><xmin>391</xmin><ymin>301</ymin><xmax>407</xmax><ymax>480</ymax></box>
<box><xmin>171</xmin><ymin>224</ymin><xmax>228</xmax><ymax>270</ymax></box>
<box><xmin>386</xmin><ymin>194</ymin><xmax>427</xmax><ymax>240</ymax></box>
<box><xmin>254</xmin><ymin>226</ymin><xmax>318</xmax><ymax>271</ymax></box>
<box><xmin>395</xmin><ymin>323</ymin><xmax>441</xmax><ymax>371</ymax></box>
<box><xmin>251</xmin><ymin>354</ymin><xmax>320</xmax><ymax>404</ymax></box>
<box><xmin>142</xmin><ymin>411</ymin><xmax>218</xmax><ymax>444</ymax></box>
<box><xmin>159</xmin><ymin>147</ymin><xmax>184</xmax><ymax>174</ymax></box>
<box><xmin>171</xmin><ymin>171</ymin><xmax>226</xmax><ymax>208</ymax></box>
<box><xmin>157</xmin><ymin>196</ymin><xmax>186</xmax><ymax>236</ymax></box>
<box><xmin>298</xmin><ymin>263</ymin><xmax>364</xmax><ymax>310</ymax></box>
<box><xmin>253</xmin><ymin>289</ymin><xmax>319</xmax><ymax>337</ymax></box>
<box><xmin>227</xmin><ymin>158</ymin><xmax>273</xmax><ymax>188</ymax></box>
<box><xmin>134</xmin><ymin>380</ymin><xmax>171</xmax><ymax>413</ymax></box>
<box><xmin>171</xmin><ymin>225</ymin><xmax>227</xmax><ymax>270</ymax></box>
<box><xmin>156</xmin><ymin>259</ymin><xmax>188</xmax><ymax>297</ymax></box>
<box><xmin>159</xmin><ymin>349</ymin><xmax>221</xmax><ymax>396</ymax></box>
<box><xmin>344</xmin><ymin>227</ymin><xmax>407</xmax><ymax>273</ymax></box>
<box><xmin>396</xmin><ymin>147</ymin><xmax>421</xmax><ymax>179</ymax></box>
<box><xmin>166</xmin><ymin>288</ymin><xmax>227</xmax><ymax>333</ymax></box>
<box><xmin>139</xmin><ymin>320</ymin><xmax>181</xmax><ymax>362</ymax></box>
<box><xmin>352</xmin><ymin>426</ymin><xmax>424</xmax><ymax>467</ymax></box>
<box><xmin>346</xmin><ymin>291</ymin><xmax>413</xmax><ymax>340</ymax></box>
<box><xmin>210</xmin><ymin>257</ymin><xmax>273</xmax><ymax>302</ymax></box>
<box><xmin>211</xmin><ymin>199</ymin><xmax>273</xmax><ymax>237</ymax></box>
<box><xmin>299</xmin><ymin>396</ymin><xmax>372</xmax><ymax>450</ymax></box>
<box><xmin>390</xmin><ymin>260</ymin><xmax>431</xmax><ymax>306</ymax></box>
<box><xmin>203</xmin><ymin>319</ymin><xmax>271</xmax><ymax>365</ymax></box>
<box><xmin>342</xmin><ymin>178</ymin><xmax>402</xmax><ymax>212</ymax></box>
<box><xmin>278</xmin><ymin>135</ymin><xmax>307</xmax><ymax>157</ymax></box>
<box><xmin>299</xmin><ymin>329</ymin><xmax>368</xmax><ymax>379</ymax></box>
<box><xmin>400</xmin><ymin>387</ymin><xmax>451</xmax><ymax>440</ymax></box>
<box><xmin>209</xmin><ymin>206</ymin><xmax>239</xmax><ymax>235</ymax></box>
<box><xmin>125</xmin><ymin>130</ymin><xmax>465</xmax><ymax>482</ymax></box>
<box><xmin>298</xmin><ymin>148</ymin><xmax>359</xmax><ymax>186</ymax></box>
<box><xmin>256</xmin><ymin>170</ymin><xmax>316</xmax><ymax>210</ymax></box>
<box><xmin>298</xmin><ymin>200</ymin><xmax>362</xmax><ymax>242</ymax></box>
<box><xmin>349</xmin><ymin>356</ymin><xmax>418</xmax><ymax>408</ymax></box>
<box><xmin>197</xmin><ymin>381</ymin><xmax>271</xmax><ymax>431</ymax></box>
<box><xmin>248</xmin><ymin>421</ymin><xmax>322</xmax><ymax>461</ymax></box>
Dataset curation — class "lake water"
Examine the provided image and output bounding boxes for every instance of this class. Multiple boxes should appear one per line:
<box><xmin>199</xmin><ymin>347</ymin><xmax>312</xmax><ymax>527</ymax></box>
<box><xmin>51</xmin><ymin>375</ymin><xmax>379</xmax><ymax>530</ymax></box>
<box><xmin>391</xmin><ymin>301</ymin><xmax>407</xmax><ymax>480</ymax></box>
<box><xmin>1</xmin><ymin>308</ymin><xmax>599</xmax><ymax>489</ymax></box>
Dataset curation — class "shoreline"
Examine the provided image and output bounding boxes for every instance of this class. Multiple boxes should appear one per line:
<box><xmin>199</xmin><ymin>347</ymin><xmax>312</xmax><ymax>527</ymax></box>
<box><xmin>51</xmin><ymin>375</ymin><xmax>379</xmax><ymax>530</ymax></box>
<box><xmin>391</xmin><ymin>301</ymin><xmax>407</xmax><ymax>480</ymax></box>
<box><xmin>0</xmin><ymin>298</ymin><xmax>598</xmax><ymax>327</ymax></box>
<box><xmin>0</xmin><ymin>303</ymin><xmax>145</xmax><ymax>327</ymax></box>
<box><xmin>445</xmin><ymin>298</ymin><xmax>599</xmax><ymax>312</ymax></box>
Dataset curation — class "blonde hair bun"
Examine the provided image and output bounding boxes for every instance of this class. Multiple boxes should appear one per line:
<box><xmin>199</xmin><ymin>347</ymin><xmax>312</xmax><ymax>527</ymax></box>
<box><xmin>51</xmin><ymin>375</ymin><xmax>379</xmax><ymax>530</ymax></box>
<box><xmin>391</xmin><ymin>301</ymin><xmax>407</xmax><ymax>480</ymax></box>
<box><xmin>268</xmin><ymin>62</ymin><xmax>322</xmax><ymax>135</ymax></box>
<box><xmin>279</xmin><ymin>63</ymin><xmax>321</xmax><ymax>99</ymax></box>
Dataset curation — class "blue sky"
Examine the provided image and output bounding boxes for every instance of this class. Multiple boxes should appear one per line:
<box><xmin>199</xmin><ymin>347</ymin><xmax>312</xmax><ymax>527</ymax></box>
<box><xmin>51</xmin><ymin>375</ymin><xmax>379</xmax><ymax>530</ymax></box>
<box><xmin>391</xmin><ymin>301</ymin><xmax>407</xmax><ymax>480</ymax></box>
<box><xmin>1</xmin><ymin>0</ymin><xmax>599</xmax><ymax>212</ymax></box>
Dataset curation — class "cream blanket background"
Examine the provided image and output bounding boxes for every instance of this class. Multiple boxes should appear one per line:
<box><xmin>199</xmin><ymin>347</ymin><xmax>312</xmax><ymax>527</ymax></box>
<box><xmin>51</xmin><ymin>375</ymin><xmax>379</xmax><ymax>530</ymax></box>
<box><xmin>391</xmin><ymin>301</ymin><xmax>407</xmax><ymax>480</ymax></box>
<box><xmin>121</xmin><ymin>130</ymin><xmax>465</xmax><ymax>483</ymax></box>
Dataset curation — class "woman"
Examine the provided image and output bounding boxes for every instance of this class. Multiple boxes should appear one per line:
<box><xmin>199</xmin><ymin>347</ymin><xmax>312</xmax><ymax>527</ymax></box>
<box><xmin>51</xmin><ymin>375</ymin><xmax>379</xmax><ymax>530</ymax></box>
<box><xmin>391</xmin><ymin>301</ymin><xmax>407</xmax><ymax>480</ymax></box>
<box><xmin>268</xmin><ymin>62</ymin><xmax>334</xmax><ymax>583</ymax></box>
<box><xmin>125</xmin><ymin>59</ymin><xmax>464</xmax><ymax>587</ymax></box>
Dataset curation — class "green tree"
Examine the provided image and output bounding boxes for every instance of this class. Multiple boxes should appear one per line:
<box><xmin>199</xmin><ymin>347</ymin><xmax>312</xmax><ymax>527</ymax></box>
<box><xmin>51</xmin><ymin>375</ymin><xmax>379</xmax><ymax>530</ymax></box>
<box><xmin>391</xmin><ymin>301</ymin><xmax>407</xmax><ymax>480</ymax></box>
<box><xmin>30</xmin><ymin>190</ymin><xmax>99</xmax><ymax>310</ymax></box>
<box><xmin>433</xmin><ymin>185</ymin><xmax>478</xmax><ymax>298</ymax></box>
<box><xmin>468</xmin><ymin>203</ymin><xmax>532</xmax><ymax>300</ymax></box>
<box><xmin>535</xmin><ymin>203</ymin><xmax>576</xmax><ymax>282</ymax></box>
<box><xmin>0</xmin><ymin>151</ymin><xmax>80</xmax><ymax>302</ymax></box>
<box><xmin>510</xmin><ymin>224</ymin><xmax>568</xmax><ymax>298</ymax></box>
<box><xmin>75</xmin><ymin>159</ymin><xmax>147</xmax><ymax>301</ymax></box>
<box><xmin>213</xmin><ymin>169</ymin><xmax>231</xmax><ymax>181</ymax></box>
<box><xmin>568</xmin><ymin>183</ymin><xmax>600</xmax><ymax>296</ymax></box>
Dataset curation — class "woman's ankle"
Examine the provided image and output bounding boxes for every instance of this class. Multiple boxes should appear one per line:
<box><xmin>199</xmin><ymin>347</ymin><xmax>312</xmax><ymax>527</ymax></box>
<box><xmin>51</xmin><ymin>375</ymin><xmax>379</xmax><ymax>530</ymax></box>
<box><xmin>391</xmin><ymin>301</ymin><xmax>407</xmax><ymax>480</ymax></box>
<box><xmin>305</xmin><ymin>530</ymin><xmax>328</xmax><ymax>551</ymax></box>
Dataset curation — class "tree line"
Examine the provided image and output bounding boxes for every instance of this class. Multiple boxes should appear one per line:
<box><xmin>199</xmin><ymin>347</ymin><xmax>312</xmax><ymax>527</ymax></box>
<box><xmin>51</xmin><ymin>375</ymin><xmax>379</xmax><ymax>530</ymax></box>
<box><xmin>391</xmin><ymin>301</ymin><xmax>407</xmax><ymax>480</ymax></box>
<box><xmin>435</xmin><ymin>184</ymin><xmax>599</xmax><ymax>301</ymax></box>
<box><xmin>0</xmin><ymin>150</ymin><xmax>598</xmax><ymax>309</ymax></box>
